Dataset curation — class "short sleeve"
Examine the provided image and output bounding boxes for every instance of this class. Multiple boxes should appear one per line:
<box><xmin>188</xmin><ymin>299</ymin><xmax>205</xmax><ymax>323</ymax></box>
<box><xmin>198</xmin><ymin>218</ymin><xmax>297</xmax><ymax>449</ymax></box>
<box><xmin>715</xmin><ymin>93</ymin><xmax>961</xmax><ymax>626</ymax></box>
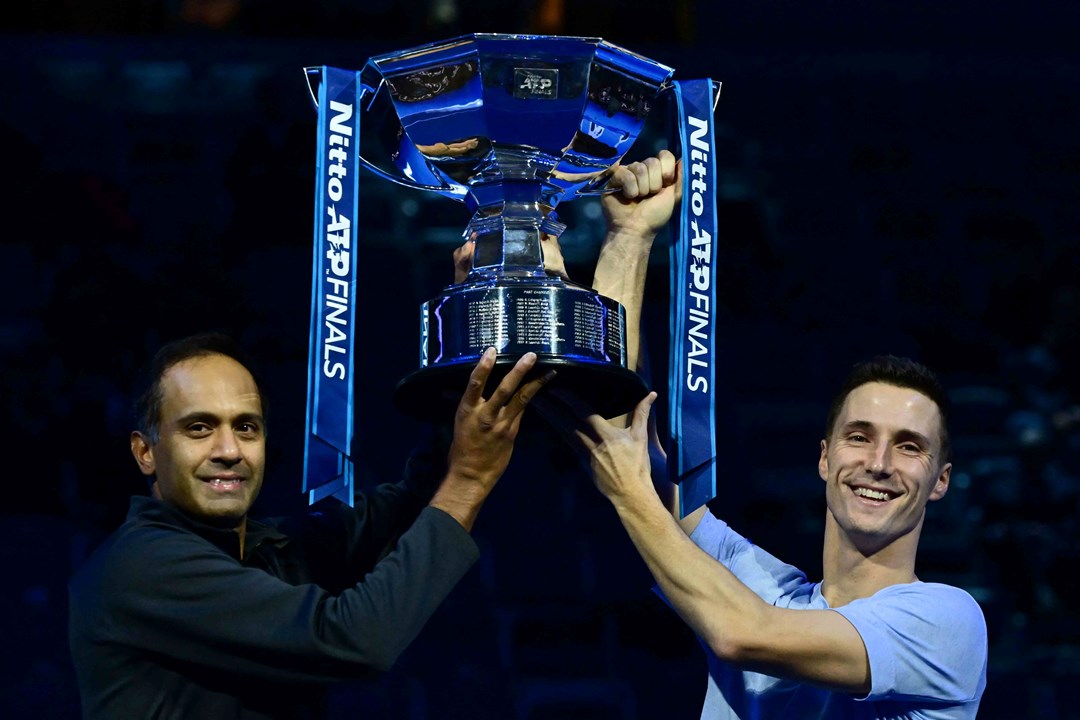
<box><xmin>834</xmin><ymin>582</ymin><xmax>987</xmax><ymax>703</ymax></box>
<box><xmin>688</xmin><ymin>513</ymin><xmax>811</xmax><ymax>604</ymax></box>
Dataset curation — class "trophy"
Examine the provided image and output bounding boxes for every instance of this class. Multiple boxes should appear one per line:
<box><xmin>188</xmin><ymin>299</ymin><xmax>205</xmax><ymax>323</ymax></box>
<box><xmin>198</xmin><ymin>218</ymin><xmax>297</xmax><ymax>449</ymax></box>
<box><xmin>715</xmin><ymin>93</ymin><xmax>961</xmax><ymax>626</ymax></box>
<box><xmin>306</xmin><ymin>34</ymin><xmax>675</xmax><ymax>419</ymax></box>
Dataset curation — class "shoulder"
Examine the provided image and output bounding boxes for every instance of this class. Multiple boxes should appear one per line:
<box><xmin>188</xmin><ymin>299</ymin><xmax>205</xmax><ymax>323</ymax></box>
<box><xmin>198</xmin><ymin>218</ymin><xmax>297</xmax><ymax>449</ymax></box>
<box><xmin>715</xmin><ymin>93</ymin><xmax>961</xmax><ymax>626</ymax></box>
<box><xmin>69</xmin><ymin>516</ymin><xmax>221</xmax><ymax>643</ymax></box>
<box><xmin>689</xmin><ymin>512</ymin><xmax>812</xmax><ymax>602</ymax></box>
<box><xmin>871</xmin><ymin>582</ymin><xmax>986</xmax><ymax>627</ymax></box>
<box><xmin>74</xmin><ymin>515</ymin><xmax>223</xmax><ymax>597</ymax></box>
<box><xmin>836</xmin><ymin>581</ymin><xmax>987</xmax><ymax>703</ymax></box>
<box><xmin>838</xmin><ymin>581</ymin><xmax>986</xmax><ymax>637</ymax></box>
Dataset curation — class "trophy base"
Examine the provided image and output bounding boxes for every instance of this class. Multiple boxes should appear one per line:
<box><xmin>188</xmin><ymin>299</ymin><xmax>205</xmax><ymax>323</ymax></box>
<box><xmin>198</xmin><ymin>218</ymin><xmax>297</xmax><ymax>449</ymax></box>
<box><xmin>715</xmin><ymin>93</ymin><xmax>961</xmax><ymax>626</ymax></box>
<box><xmin>394</xmin><ymin>278</ymin><xmax>649</xmax><ymax>420</ymax></box>
<box><xmin>394</xmin><ymin>355</ymin><xmax>649</xmax><ymax>421</ymax></box>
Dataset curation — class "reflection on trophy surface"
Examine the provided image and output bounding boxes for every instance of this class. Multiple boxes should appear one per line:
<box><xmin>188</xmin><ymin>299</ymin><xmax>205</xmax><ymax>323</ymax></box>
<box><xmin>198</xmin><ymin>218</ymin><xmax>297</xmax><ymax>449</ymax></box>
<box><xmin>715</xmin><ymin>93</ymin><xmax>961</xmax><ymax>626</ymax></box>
<box><xmin>307</xmin><ymin>34</ymin><xmax>675</xmax><ymax>418</ymax></box>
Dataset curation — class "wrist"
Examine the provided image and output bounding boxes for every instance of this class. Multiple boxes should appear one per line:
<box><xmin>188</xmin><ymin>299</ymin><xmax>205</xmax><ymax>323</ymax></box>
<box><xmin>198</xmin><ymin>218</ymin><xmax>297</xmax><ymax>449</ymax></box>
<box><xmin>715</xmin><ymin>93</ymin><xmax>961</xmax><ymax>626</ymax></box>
<box><xmin>601</xmin><ymin>223</ymin><xmax>659</xmax><ymax>250</ymax></box>
<box><xmin>602</xmin><ymin>476</ymin><xmax>661</xmax><ymax>518</ymax></box>
<box><xmin>594</xmin><ymin>235</ymin><xmax>652</xmax><ymax>299</ymax></box>
<box><xmin>429</xmin><ymin>476</ymin><xmax>488</xmax><ymax>532</ymax></box>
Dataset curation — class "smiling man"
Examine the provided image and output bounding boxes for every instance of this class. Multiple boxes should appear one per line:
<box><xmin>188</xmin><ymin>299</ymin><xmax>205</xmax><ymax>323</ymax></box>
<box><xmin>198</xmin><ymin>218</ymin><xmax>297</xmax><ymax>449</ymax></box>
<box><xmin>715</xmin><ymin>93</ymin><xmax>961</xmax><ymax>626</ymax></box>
<box><xmin>131</xmin><ymin>350</ymin><xmax>267</xmax><ymax>537</ymax></box>
<box><xmin>548</xmin><ymin>355</ymin><xmax>987</xmax><ymax>719</ymax></box>
<box><xmin>69</xmin><ymin>333</ymin><xmax>549</xmax><ymax>719</ymax></box>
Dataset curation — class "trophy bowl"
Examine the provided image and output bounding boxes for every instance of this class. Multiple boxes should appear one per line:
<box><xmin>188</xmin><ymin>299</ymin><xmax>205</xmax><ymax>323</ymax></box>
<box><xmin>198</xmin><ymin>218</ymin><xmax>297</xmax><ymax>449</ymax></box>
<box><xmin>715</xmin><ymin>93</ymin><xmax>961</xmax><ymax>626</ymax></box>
<box><xmin>307</xmin><ymin>34</ymin><xmax>675</xmax><ymax>419</ymax></box>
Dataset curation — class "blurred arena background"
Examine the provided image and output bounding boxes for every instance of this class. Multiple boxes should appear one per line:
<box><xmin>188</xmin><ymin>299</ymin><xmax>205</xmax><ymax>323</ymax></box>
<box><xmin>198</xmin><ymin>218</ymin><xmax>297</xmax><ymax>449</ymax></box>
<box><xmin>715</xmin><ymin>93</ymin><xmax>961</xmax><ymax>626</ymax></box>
<box><xmin>1</xmin><ymin>1</ymin><xmax>1078</xmax><ymax>717</ymax></box>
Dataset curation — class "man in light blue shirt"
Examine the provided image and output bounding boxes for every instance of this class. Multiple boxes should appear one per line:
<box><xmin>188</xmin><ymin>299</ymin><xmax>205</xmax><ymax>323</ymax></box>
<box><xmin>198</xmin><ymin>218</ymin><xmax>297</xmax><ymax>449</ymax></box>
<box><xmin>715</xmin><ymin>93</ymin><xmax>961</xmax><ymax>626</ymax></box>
<box><xmin>689</xmin><ymin>501</ymin><xmax>985</xmax><ymax>718</ymax></box>
<box><xmin>546</xmin><ymin>350</ymin><xmax>987</xmax><ymax>718</ymax></box>
<box><xmin>521</xmin><ymin>148</ymin><xmax>986</xmax><ymax>717</ymax></box>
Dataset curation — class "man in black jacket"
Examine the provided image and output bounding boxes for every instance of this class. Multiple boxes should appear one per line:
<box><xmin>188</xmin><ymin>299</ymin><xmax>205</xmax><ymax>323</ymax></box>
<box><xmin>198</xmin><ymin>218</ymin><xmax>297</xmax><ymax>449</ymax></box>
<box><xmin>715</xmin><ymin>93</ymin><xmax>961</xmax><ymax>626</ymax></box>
<box><xmin>68</xmin><ymin>333</ymin><xmax>549</xmax><ymax>719</ymax></box>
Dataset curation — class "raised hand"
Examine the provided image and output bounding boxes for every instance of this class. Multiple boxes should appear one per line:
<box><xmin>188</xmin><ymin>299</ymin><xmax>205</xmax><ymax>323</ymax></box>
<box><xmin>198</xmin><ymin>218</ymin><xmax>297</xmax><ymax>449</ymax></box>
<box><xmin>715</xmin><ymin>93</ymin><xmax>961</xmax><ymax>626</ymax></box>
<box><xmin>601</xmin><ymin>148</ymin><xmax>682</xmax><ymax>237</ymax></box>
<box><xmin>535</xmin><ymin>389</ymin><xmax>659</xmax><ymax>507</ymax></box>
<box><xmin>430</xmin><ymin>349</ymin><xmax>554</xmax><ymax>530</ymax></box>
<box><xmin>594</xmin><ymin>149</ymin><xmax>681</xmax><ymax>376</ymax></box>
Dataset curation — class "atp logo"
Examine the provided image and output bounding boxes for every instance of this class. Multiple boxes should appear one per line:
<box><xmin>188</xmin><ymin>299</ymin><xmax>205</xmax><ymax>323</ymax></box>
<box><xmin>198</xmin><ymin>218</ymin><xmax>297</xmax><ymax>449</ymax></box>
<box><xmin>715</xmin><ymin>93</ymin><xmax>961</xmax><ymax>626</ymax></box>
<box><xmin>513</xmin><ymin>68</ymin><xmax>558</xmax><ymax>99</ymax></box>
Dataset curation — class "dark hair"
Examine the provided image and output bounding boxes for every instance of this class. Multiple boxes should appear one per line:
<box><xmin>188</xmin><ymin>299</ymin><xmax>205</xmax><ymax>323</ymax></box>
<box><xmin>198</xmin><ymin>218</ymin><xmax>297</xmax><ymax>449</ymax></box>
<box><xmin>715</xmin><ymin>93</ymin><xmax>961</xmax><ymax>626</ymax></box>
<box><xmin>824</xmin><ymin>355</ymin><xmax>950</xmax><ymax>463</ymax></box>
<box><xmin>134</xmin><ymin>332</ymin><xmax>268</xmax><ymax>443</ymax></box>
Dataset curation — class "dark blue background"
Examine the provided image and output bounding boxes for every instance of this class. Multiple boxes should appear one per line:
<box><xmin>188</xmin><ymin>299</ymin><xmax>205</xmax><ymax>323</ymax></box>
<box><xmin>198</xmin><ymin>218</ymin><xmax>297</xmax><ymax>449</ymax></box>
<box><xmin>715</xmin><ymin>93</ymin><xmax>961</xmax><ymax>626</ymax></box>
<box><xmin>2</xmin><ymin>2</ymin><xmax>1078</xmax><ymax>717</ymax></box>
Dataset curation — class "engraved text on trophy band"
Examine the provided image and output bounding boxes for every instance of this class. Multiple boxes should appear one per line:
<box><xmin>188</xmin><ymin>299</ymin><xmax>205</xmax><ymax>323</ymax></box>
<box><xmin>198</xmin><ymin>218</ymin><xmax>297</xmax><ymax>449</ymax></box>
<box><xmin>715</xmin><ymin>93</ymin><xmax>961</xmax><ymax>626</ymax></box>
<box><xmin>572</xmin><ymin>302</ymin><xmax>605</xmax><ymax>355</ymax></box>
<box><xmin>444</xmin><ymin>287</ymin><xmax>628</xmax><ymax>361</ymax></box>
<box><xmin>514</xmin><ymin>292</ymin><xmax>565</xmax><ymax>346</ymax></box>
<box><xmin>467</xmin><ymin>296</ymin><xmax>509</xmax><ymax>350</ymax></box>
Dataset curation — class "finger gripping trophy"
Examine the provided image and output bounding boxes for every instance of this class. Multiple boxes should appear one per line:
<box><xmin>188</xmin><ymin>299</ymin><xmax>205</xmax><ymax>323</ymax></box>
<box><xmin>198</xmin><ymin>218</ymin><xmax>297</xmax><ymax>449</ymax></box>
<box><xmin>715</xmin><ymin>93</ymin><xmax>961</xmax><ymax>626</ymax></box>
<box><xmin>306</xmin><ymin>34</ymin><xmax>675</xmax><ymax>419</ymax></box>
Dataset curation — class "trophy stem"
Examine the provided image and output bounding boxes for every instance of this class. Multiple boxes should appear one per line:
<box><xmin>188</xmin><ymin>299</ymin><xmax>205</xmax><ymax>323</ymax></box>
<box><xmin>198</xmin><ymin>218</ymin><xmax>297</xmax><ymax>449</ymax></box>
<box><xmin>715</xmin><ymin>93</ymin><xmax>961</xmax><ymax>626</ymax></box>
<box><xmin>467</xmin><ymin>210</ymin><xmax>567</xmax><ymax>280</ymax></box>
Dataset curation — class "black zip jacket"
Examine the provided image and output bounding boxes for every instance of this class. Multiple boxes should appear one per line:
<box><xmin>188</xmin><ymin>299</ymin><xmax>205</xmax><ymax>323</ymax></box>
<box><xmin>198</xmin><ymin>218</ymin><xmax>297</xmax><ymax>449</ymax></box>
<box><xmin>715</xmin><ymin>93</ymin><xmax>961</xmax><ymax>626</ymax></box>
<box><xmin>68</xmin><ymin>487</ymin><xmax>478</xmax><ymax>719</ymax></box>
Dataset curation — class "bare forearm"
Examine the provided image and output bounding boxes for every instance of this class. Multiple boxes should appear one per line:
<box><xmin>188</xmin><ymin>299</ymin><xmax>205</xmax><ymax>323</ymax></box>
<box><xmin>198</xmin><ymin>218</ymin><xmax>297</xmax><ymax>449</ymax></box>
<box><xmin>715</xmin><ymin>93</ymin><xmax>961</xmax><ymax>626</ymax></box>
<box><xmin>609</xmin><ymin>490</ymin><xmax>870</xmax><ymax>692</ymax></box>
<box><xmin>606</xmin><ymin>488</ymin><xmax>767</xmax><ymax>660</ymax></box>
<box><xmin>592</xmin><ymin>227</ymin><xmax>656</xmax><ymax>374</ymax></box>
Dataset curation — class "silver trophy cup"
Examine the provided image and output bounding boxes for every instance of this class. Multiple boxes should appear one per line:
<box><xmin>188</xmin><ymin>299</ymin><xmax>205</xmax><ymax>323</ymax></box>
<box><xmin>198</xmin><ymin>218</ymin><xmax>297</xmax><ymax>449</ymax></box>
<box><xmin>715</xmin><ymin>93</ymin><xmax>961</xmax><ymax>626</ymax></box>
<box><xmin>306</xmin><ymin>34</ymin><xmax>674</xmax><ymax>418</ymax></box>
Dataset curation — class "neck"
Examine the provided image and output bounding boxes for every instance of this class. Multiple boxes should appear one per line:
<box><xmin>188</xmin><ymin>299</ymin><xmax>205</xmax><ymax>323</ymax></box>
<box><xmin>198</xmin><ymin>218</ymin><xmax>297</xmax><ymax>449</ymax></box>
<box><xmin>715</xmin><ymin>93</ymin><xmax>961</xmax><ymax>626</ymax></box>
<box><xmin>820</xmin><ymin>513</ymin><xmax>921</xmax><ymax>607</ymax></box>
<box><xmin>237</xmin><ymin>519</ymin><xmax>247</xmax><ymax>559</ymax></box>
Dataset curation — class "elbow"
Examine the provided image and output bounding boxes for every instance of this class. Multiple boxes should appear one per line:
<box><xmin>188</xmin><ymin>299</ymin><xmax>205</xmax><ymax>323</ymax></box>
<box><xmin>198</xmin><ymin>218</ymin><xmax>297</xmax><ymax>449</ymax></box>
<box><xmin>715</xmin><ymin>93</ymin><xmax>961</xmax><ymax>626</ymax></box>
<box><xmin>699</xmin><ymin>609</ymin><xmax>771</xmax><ymax>666</ymax></box>
<box><xmin>362</xmin><ymin>621</ymin><xmax>429</xmax><ymax>673</ymax></box>
<box><xmin>368</xmin><ymin>651</ymin><xmax>399</xmax><ymax>674</ymax></box>
<box><xmin>363</xmin><ymin>633</ymin><xmax>409</xmax><ymax>673</ymax></box>
<box><xmin>702</xmin><ymin>631</ymin><xmax>745</xmax><ymax>664</ymax></box>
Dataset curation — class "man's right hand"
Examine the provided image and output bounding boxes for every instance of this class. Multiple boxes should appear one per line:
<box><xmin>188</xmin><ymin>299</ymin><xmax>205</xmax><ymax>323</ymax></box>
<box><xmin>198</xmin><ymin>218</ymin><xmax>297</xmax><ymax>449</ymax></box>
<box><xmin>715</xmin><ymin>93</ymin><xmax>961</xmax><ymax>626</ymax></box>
<box><xmin>430</xmin><ymin>348</ymin><xmax>553</xmax><ymax>531</ymax></box>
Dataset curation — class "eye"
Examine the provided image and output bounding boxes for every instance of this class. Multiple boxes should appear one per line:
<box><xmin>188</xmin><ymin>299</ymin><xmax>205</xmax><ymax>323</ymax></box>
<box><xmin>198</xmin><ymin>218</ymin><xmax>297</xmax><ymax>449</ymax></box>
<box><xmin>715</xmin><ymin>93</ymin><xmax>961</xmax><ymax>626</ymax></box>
<box><xmin>186</xmin><ymin>423</ymin><xmax>213</xmax><ymax>437</ymax></box>
<box><xmin>235</xmin><ymin>422</ymin><xmax>262</xmax><ymax>438</ymax></box>
<box><xmin>897</xmin><ymin>442</ymin><xmax>923</xmax><ymax>454</ymax></box>
<box><xmin>848</xmin><ymin>433</ymin><xmax>869</xmax><ymax>443</ymax></box>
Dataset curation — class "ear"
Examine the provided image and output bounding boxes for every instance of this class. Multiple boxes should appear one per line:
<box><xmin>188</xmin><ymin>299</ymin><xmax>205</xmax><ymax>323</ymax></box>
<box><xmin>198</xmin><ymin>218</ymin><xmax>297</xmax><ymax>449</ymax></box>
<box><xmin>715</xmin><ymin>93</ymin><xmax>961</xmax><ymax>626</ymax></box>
<box><xmin>818</xmin><ymin>439</ymin><xmax>829</xmax><ymax>481</ymax></box>
<box><xmin>928</xmin><ymin>462</ymin><xmax>951</xmax><ymax>502</ymax></box>
<box><xmin>130</xmin><ymin>431</ymin><xmax>156</xmax><ymax>477</ymax></box>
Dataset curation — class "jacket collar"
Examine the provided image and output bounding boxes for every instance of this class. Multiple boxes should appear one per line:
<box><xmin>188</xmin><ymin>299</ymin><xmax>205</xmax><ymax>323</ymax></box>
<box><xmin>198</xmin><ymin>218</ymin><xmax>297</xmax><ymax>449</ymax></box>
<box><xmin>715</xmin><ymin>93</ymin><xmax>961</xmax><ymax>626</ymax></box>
<box><xmin>126</xmin><ymin>495</ymin><xmax>289</xmax><ymax>560</ymax></box>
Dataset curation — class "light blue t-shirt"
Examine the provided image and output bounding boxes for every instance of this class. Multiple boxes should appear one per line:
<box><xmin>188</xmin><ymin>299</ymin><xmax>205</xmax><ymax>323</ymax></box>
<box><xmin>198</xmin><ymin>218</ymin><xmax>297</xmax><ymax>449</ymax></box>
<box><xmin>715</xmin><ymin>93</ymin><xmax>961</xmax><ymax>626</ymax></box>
<box><xmin>686</xmin><ymin>513</ymin><xmax>987</xmax><ymax>720</ymax></box>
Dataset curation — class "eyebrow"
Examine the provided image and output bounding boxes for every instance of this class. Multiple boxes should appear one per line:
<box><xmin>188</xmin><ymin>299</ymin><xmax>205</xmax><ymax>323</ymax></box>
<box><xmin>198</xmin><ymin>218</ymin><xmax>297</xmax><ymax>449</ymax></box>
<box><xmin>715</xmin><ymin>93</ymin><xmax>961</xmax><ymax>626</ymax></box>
<box><xmin>893</xmin><ymin>428</ymin><xmax>933</xmax><ymax>449</ymax></box>
<box><xmin>840</xmin><ymin>420</ymin><xmax>933</xmax><ymax>450</ymax></box>
<box><xmin>839</xmin><ymin>420</ymin><xmax>873</xmax><ymax>435</ymax></box>
<box><xmin>174</xmin><ymin>411</ymin><xmax>264</xmax><ymax>427</ymax></box>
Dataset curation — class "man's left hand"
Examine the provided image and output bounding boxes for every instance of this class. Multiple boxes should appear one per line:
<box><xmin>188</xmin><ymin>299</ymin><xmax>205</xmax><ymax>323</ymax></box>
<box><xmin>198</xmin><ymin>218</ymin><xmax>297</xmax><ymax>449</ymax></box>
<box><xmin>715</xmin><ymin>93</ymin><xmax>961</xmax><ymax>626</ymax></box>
<box><xmin>601</xmin><ymin>148</ymin><xmax>682</xmax><ymax>237</ymax></box>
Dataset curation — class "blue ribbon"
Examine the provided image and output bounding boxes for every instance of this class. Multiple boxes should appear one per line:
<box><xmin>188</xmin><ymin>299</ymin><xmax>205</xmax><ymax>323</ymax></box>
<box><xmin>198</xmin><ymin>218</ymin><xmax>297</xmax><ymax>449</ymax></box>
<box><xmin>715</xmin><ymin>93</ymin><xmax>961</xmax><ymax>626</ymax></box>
<box><xmin>303</xmin><ymin>67</ymin><xmax>361</xmax><ymax>506</ymax></box>
<box><xmin>669</xmin><ymin>78</ymin><xmax>720</xmax><ymax>518</ymax></box>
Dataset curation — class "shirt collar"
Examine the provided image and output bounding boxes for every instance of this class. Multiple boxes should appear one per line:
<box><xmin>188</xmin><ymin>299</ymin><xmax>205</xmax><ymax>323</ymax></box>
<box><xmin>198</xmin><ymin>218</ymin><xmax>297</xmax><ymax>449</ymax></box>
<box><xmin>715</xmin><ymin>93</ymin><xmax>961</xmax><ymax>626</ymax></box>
<box><xmin>127</xmin><ymin>496</ymin><xmax>289</xmax><ymax>559</ymax></box>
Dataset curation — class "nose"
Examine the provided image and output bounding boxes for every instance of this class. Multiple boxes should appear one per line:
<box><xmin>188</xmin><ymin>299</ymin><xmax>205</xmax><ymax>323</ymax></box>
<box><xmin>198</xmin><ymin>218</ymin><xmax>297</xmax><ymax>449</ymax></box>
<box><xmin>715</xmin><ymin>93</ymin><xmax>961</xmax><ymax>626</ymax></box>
<box><xmin>868</xmin><ymin>443</ymin><xmax>892</xmax><ymax>477</ymax></box>
<box><xmin>211</xmin><ymin>428</ymin><xmax>242</xmax><ymax>466</ymax></box>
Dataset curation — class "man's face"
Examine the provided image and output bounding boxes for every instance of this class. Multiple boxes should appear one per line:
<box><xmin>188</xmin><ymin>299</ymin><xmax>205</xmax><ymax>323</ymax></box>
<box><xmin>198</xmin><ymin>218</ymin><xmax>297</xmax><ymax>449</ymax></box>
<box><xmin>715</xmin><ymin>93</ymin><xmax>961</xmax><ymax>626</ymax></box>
<box><xmin>818</xmin><ymin>382</ymin><xmax>950</xmax><ymax>552</ymax></box>
<box><xmin>131</xmin><ymin>354</ymin><xmax>265</xmax><ymax>527</ymax></box>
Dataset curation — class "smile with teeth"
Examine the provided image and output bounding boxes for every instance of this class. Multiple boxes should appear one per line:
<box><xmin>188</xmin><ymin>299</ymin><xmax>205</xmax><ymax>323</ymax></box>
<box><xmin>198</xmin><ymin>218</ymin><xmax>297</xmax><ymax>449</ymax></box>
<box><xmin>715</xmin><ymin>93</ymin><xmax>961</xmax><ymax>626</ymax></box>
<box><xmin>852</xmin><ymin>487</ymin><xmax>895</xmax><ymax>502</ymax></box>
<box><xmin>206</xmin><ymin>478</ymin><xmax>243</xmax><ymax>491</ymax></box>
